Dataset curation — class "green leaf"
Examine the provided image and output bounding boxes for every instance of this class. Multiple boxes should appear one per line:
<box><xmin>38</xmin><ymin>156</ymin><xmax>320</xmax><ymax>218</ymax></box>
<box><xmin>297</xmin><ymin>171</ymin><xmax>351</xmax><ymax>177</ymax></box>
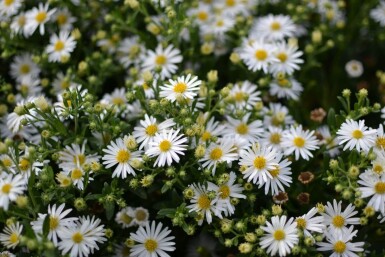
<box><xmin>104</xmin><ymin>201</ymin><xmax>115</xmax><ymax>220</ymax></box>
<box><xmin>42</xmin><ymin>214</ymin><xmax>50</xmax><ymax>238</ymax></box>
<box><xmin>327</xmin><ymin>108</ymin><xmax>336</xmax><ymax>130</ymax></box>
<box><xmin>161</xmin><ymin>183</ymin><xmax>170</xmax><ymax>194</ymax></box>
<box><xmin>157</xmin><ymin>208</ymin><xmax>175</xmax><ymax>218</ymax></box>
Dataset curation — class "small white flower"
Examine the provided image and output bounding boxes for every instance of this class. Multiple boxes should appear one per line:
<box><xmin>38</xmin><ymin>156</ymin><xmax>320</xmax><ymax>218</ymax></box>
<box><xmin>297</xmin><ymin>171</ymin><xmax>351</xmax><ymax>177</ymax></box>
<box><xmin>345</xmin><ymin>60</ymin><xmax>363</xmax><ymax>78</ymax></box>
<box><xmin>25</xmin><ymin>3</ymin><xmax>56</xmax><ymax>36</ymax></box>
<box><xmin>227</xmin><ymin>81</ymin><xmax>261</xmax><ymax>111</ymax></box>
<box><xmin>336</xmin><ymin>119</ymin><xmax>376</xmax><ymax>153</ymax></box>
<box><xmin>260</xmin><ymin>153</ymin><xmax>292</xmax><ymax>195</ymax></box>
<box><xmin>251</xmin><ymin>14</ymin><xmax>296</xmax><ymax>41</ymax></box>
<box><xmin>160</xmin><ymin>74</ymin><xmax>201</xmax><ymax>102</ymax></box>
<box><xmin>46</xmin><ymin>31</ymin><xmax>77</xmax><ymax>62</ymax></box>
<box><xmin>0</xmin><ymin>173</ymin><xmax>26</xmax><ymax>211</ymax></box>
<box><xmin>10</xmin><ymin>53</ymin><xmax>40</xmax><ymax>82</ymax></box>
<box><xmin>239</xmin><ymin>39</ymin><xmax>278</xmax><ymax>73</ymax></box>
<box><xmin>269</xmin><ymin>77</ymin><xmax>303</xmax><ymax>101</ymax></box>
<box><xmin>269</xmin><ymin>41</ymin><xmax>303</xmax><ymax>75</ymax></box>
<box><xmin>223</xmin><ymin>113</ymin><xmax>264</xmax><ymax>144</ymax></box>
<box><xmin>0</xmin><ymin>222</ymin><xmax>23</xmax><ymax>249</ymax></box>
<box><xmin>370</xmin><ymin>1</ymin><xmax>385</xmax><ymax>26</ymax></box>
<box><xmin>296</xmin><ymin>207</ymin><xmax>325</xmax><ymax>238</ymax></box>
<box><xmin>199</xmin><ymin>140</ymin><xmax>238</xmax><ymax>175</ymax></box>
<box><xmin>358</xmin><ymin>171</ymin><xmax>385</xmax><ymax>214</ymax></box>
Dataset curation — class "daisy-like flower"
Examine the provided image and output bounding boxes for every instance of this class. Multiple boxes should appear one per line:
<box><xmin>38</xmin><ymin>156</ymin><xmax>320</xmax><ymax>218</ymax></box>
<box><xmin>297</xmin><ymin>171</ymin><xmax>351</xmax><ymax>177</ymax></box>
<box><xmin>0</xmin><ymin>251</ymin><xmax>16</xmax><ymax>257</ymax></box>
<box><xmin>102</xmin><ymin>137</ymin><xmax>142</xmax><ymax>178</ymax></box>
<box><xmin>31</xmin><ymin>203</ymin><xmax>78</xmax><ymax>246</ymax></box>
<box><xmin>322</xmin><ymin>200</ymin><xmax>360</xmax><ymax>236</ymax></box>
<box><xmin>317</xmin><ymin>226</ymin><xmax>364</xmax><ymax>257</ymax></box>
<box><xmin>133</xmin><ymin>207</ymin><xmax>150</xmax><ymax>226</ymax></box>
<box><xmin>25</xmin><ymin>3</ymin><xmax>56</xmax><ymax>36</ymax></box>
<box><xmin>260</xmin><ymin>215</ymin><xmax>299</xmax><ymax>257</ymax></box>
<box><xmin>133</xmin><ymin>114</ymin><xmax>175</xmax><ymax>150</ymax></box>
<box><xmin>223</xmin><ymin>113</ymin><xmax>264</xmax><ymax>144</ymax></box>
<box><xmin>0</xmin><ymin>222</ymin><xmax>23</xmax><ymax>249</ymax></box>
<box><xmin>261</xmin><ymin>153</ymin><xmax>292</xmax><ymax>195</ymax></box>
<box><xmin>370</xmin><ymin>1</ymin><xmax>385</xmax><ymax>26</ymax></box>
<box><xmin>261</xmin><ymin>126</ymin><xmax>284</xmax><ymax>152</ymax></box>
<box><xmin>296</xmin><ymin>207</ymin><xmax>324</xmax><ymax>239</ymax></box>
<box><xmin>130</xmin><ymin>221</ymin><xmax>175</xmax><ymax>257</ymax></box>
<box><xmin>160</xmin><ymin>74</ymin><xmax>201</xmax><ymax>103</ymax></box>
<box><xmin>58</xmin><ymin>216</ymin><xmax>106</xmax><ymax>257</ymax></box>
<box><xmin>0</xmin><ymin>0</ymin><xmax>22</xmax><ymax>18</ymax></box>
<box><xmin>263</xmin><ymin>103</ymin><xmax>294</xmax><ymax>128</ymax></box>
<box><xmin>336</xmin><ymin>119</ymin><xmax>377</xmax><ymax>153</ymax></box>
<box><xmin>199</xmin><ymin>140</ymin><xmax>238</xmax><ymax>175</ymax></box>
<box><xmin>142</xmin><ymin>44</ymin><xmax>182</xmax><ymax>79</ymax></box>
<box><xmin>16</xmin><ymin>76</ymin><xmax>42</xmax><ymax>99</ymax></box>
<box><xmin>358</xmin><ymin>171</ymin><xmax>385</xmax><ymax>214</ymax></box>
<box><xmin>59</xmin><ymin>141</ymin><xmax>99</xmax><ymax>172</ymax></box>
<box><xmin>46</xmin><ymin>31</ymin><xmax>77</xmax><ymax>63</ymax></box>
<box><xmin>371</xmin><ymin>150</ymin><xmax>385</xmax><ymax>175</ymax></box>
<box><xmin>54</xmin><ymin>8</ymin><xmax>77</xmax><ymax>31</ymax></box>
<box><xmin>317</xmin><ymin>125</ymin><xmax>340</xmax><ymax>157</ymax></box>
<box><xmin>208</xmin><ymin>171</ymin><xmax>246</xmax><ymax>216</ymax></box>
<box><xmin>197</xmin><ymin>116</ymin><xmax>224</xmax><ymax>144</ymax></box>
<box><xmin>117</xmin><ymin>36</ymin><xmax>144</xmax><ymax>68</ymax></box>
<box><xmin>201</xmin><ymin>15</ymin><xmax>235</xmax><ymax>37</ymax></box>
<box><xmin>239</xmin><ymin>39</ymin><xmax>278</xmax><ymax>73</ymax></box>
<box><xmin>228</xmin><ymin>81</ymin><xmax>261</xmax><ymax>110</ymax></box>
<box><xmin>187</xmin><ymin>183</ymin><xmax>225</xmax><ymax>225</ymax></box>
<box><xmin>115</xmin><ymin>207</ymin><xmax>135</xmax><ymax>228</ymax></box>
<box><xmin>345</xmin><ymin>60</ymin><xmax>363</xmax><ymax>78</ymax></box>
<box><xmin>269</xmin><ymin>42</ymin><xmax>303</xmax><ymax>75</ymax></box>
<box><xmin>374</xmin><ymin>124</ymin><xmax>385</xmax><ymax>152</ymax></box>
<box><xmin>145</xmin><ymin>129</ymin><xmax>187</xmax><ymax>167</ymax></box>
<box><xmin>269</xmin><ymin>77</ymin><xmax>303</xmax><ymax>101</ymax></box>
<box><xmin>0</xmin><ymin>173</ymin><xmax>26</xmax><ymax>211</ymax></box>
<box><xmin>239</xmin><ymin>143</ymin><xmax>279</xmax><ymax>185</ymax></box>
<box><xmin>10</xmin><ymin>53</ymin><xmax>40</xmax><ymax>82</ymax></box>
<box><xmin>101</xmin><ymin>88</ymin><xmax>127</xmax><ymax>107</ymax></box>
<box><xmin>281</xmin><ymin>125</ymin><xmax>319</xmax><ymax>161</ymax></box>
<box><xmin>10</xmin><ymin>12</ymin><xmax>29</xmax><ymax>37</ymax></box>
<box><xmin>251</xmin><ymin>14</ymin><xmax>296</xmax><ymax>41</ymax></box>
<box><xmin>187</xmin><ymin>3</ymin><xmax>212</xmax><ymax>26</ymax></box>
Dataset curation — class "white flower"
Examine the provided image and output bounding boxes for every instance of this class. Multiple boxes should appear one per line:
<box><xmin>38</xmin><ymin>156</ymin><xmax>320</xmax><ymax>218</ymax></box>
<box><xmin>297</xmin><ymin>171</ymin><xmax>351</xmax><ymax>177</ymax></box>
<box><xmin>223</xmin><ymin>113</ymin><xmax>264</xmax><ymax>144</ymax></box>
<box><xmin>117</xmin><ymin>36</ymin><xmax>144</xmax><ymax>68</ymax></box>
<box><xmin>345</xmin><ymin>60</ymin><xmax>363</xmax><ymax>78</ymax></box>
<box><xmin>374</xmin><ymin>123</ymin><xmax>385</xmax><ymax>152</ymax></box>
<box><xmin>101</xmin><ymin>88</ymin><xmax>127</xmax><ymax>107</ymax></box>
<box><xmin>199</xmin><ymin>140</ymin><xmax>238</xmax><ymax>175</ymax></box>
<box><xmin>58</xmin><ymin>216</ymin><xmax>106</xmax><ymax>257</ymax></box>
<box><xmin>0</xmin><ymin>0</ymin><xmax>22</xmax><ymax>17</ymax></box>
<box><xmin>251</xmin><ymin>14</ymin><xmax>296</xmax><ymax>41</ymax></box>
<box><xmin>317</xmin><ymin>226</ymin><xmax>364</xmax><ymax>257</ymax></box>
<box><xmin>25</xmin><ymin>3</ymin><xmax>56</xmax><ymax>36</ymax></box>
<box><xmin>130</xmin><ymin>221</ymin><xmax>176</xmax><ymax>257</ymax></box>
<box><xmin>260</xmin><ymin>215</ymin><xmax>299</xmax><ymax>257</ymax></box>
<box><xmin>54</xmin><ymin>7</ymin><xmax>77</xmax><ymax>31</ymax></box>
<box><xmin>260</xmin><ymin>153</ymin><xmax>292</xmax><ymax>195</ymax></box>
<box><xmin>370</xmin><ymin>1</ymin><xmax>385</xmax><ymax>26</ymax></box>
<box><xmin>358</xmin><ymin>171</ymin><xmax>385</xmax><ymax>214</ymax></box>
<box><xmin>227</xmin><ymin>81</ymin><xmax>261</xmax><ymax>110</ymax></box>
<box><xmin>239</xmin><ymin>39</ymin><xmax>278</xmax><ymax>73</ymax></box>
<box><xmin>281</xmin><ymin>125</ymin><xmax>319</xmax><ymax>161</ymax></box>
<box><xmin>0</xmin><ymin>173</ymin><xmax>26</xmax><ymax>211</ymax></box>
<box><xmin>142</xmin><ymin>44</ymin><xmax>182</xmax><ymax>79</ymax></box>
<box><xmin>145</xmin><ymin>129</ymin><xmax>188</xmax><ymax>167</ymax></box>
<box><xmin>261</xmin><ymin>126</ymin><xmax>284</xmax><ymax>152</ymax></box>
<box><xmin>160</xmin><ymin>74</ymin><xmax>201</xmax><ymax>102</ymax></box>
<box><xmin>31</xmin><ymin>203</ymin><xmax>78</xmax><ymax>246</ymax></box>
<box><xmin>0</xmin><ymin>222</ymin><xmax>23</xmax><ymax>249</ymax></box>
<box><xmin>197</xmin><ymin>116</ymin><xmax>224</xmax><ymax>144</ymax></box>
<box><xmin>317</xmin><ymin>125</ymin><xmax>340</xmax><ymax>157</ymax></box>
<box><xmin>269</xmin><ymin>77</ymin><xmax>303</xmax><ymax>101</ymax></box>
<box><xmin>59</xmin><ymin>141</ymin><xmax>99</xmax><ymax>172</ymax></box>
<box><xmin>336</xmin><ymin>119</ymin><xmax>377</xmax><ymax>153</ymax></box>
<box><xmin>46</xmin><ymin>31</ymin><xmax>77</xmax><ymax>62</ymax></box>
<box><xmin>102</xmin><ymin>137</ymin><xmax>142</xmax><ymax>178</ymax></box>
<box><xmin>296</xmin><ymin>207</ymin><xmax>325</xmax><ymax>238</ymax></box>
<box><xmin>10</xmin><ymin>53</ymin><xmax>40</xmax><ymax>82</ymax></box>
<box><xmin>132</xmin><ymin>207</ymin><xmax>150</xmax><ymax>226</ymax></box>
<box><xmin>269</xmin><ymin>42</ymin><xmax>303</xmax><ymax>75</ymax></box>
<box><xmin>263</xmin><ymin>103</ymin><xmax>294</xmax><ymax>128</ymax></box>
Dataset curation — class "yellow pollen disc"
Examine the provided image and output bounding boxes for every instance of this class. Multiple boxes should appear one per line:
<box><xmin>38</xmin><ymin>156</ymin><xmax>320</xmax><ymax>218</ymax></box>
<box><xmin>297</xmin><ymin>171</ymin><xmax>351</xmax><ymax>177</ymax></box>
<box><xmin>197</xmin><ymin>11</ymin><xmax>208</xmax><ymax>21</ymax></box>
<box><xmin>255</xmin><ymin>49</ymin><xmax>268</xmax><ymax>61</ymax></box>
<box><xmin>135</xmin><ymin>210</ymin><xmax>147</xmax><ymax>221</ymax></box>
<box><xmin>61</xmin><ymin>80</ymin><xmax>70</xmax><ymax>89</ymax></box>
<box><xmin>375</xmin><ymin>182</ymin><xmax>385</xmax><ymax>194</ymax></box>
<box><xmin>373</xmin><ymin>165</ymin><xmax>383</xmax><ymax>174</ymax></box>
<box><xmin>72</xmin><ymin>232</ymin><xmax>83</xmax><ymax>244</ymax></box>
<box><xmin>277</xmin><ymin>52</ymin><xmax>288</xmax><ymax>62</ymax></box>
<box><xmin>1</xmin><ymin>183</ymin><xmax>12</xmax><ymax>194</ymax></box>
<box><xmin>226</xmin><ymin>0</ymin><xmax>235</xmax><ymax>6</ymax></box>
<box><xmin>334</xmin><ymin>241</ymin><xmax>346</xmax><ymax>254</ymax></box>
<box><xmin>112</xmin><ymin>97</ymin><xmax>125</xmax><ymax>105</ymax></box>
<box><xmin>116</xmin><ymin>149</ymin><xmax>131</xmax><ymax>163</ymax></box>
<box><xmin>19</xmin><ymin>64</ymin><xmax>30</xmax><ymax>74</ymax></box>
<box><xmin>54</xmin><ymin>41</ymin><xmax>65</xmax><ymax>51</ymax></box>
<box><xmin>219</xmin><ymin>185</ymin><xmax>230</xmax><ymax>199</ymax></box>
<box><xmin>1</xmin><ymin>158</ymin><xmax>12</xmax><ymax>167</ymax></box>
<box><xmin>129</xmin><ymin>45</ymin><xmax>140</xmax><ymax>56</ymax></box>
<box><xmin>4</xmin><ymin>0</ymin><xmax>14</xmax><ymax>6</ymax></box>
<box><xmin>173</xmin><ymin>82</ymin><xmax>187</xmax><ymax>93</ymax></box>
<box><xmin>296</xmin><ymin>217</ymin><xmax>307</xmax><ymax>229</ymax></box>
<box><xmin>269</xmin><ymin>166</ymin><xmax>280</xmax><ymax>177</ymax></box>
<box><xmin>71</xmin><ymin>168</ymin><xmax>83</xmax><ymax>180</ymax></box>
<box><xmin>50</xmin><ymin>216</ymin><xmax>59</xmax><ymax>230</ymax></box>
<box><xmin>121</xmin><ymin>213</ymin><xmax>133</xmax><ymax>224</ymax></box>
<box><xmin>209</xmin><ymin>148</ymin><xmax>223</xmax><ymax>160</ymax></box>
<box><xmin>332</xmin><ymin>215</ymin><xmax>345</xmax><ymax>228</ymax></box>
<box><xmin>352</xmin><ymin>129</ymin><xmax>363</xmax><ymax>139</ymax></box>
<box><xmin>142</xmin><ymin>82</ymin><xmax>149</xmax><ymax>90</ymax></box>
<box><xmin>236</xmin><ymin>123</ymin><xmax>249</xmax><ymax>135</ymax></box>
<box><xmin>73</xmin><ymin>154</ymin><xmax>85</xmax><ymax>166</ymax></box>
<box><xmin>198</xmin><ymin>195</ymin><xmax>211</xmax><ymax>209</ymax></box>
<box><xmin>234</xmin><ymin>91</ymin><xmax>246</xmax><ymax>102</ymax></box>
<box><xmin>155</xmin><ymin>55</ymin><xmax>167</xmax><ymax>65</ymax></box>
<box><xmin>57</xmin><ymin>14</ymin><xmax>68</xmax><ymax>25</ymax></box>
<box><xmin>145</xmin><ymin>124</ymin><xmax>158</xmax><ymax>136</ymax></box>
<box><xmin>19</xmin><ymin>158</ymin><xmax>30</xmax><ymax>171</ymax></box>
<box><xmin>216</xmin><ymin>20</ymin><xmax>224</xmax><ymax>27</ymax></box>
<box><xmin>273</xmin><ymin>229</ymin><xmax>285</xmax><ymax>240</ymax></box>
<box><xmin>201</xmin><ymin>131</ymin><xmax>211</xmax><ymax>141</ymax></box>
<box><xmin>159</xmin><ymin>140</ymin><xmax>171</xmax><ymax>152</ymax></box>
<box><xmin>35</xmin><ymin>11</ymin><xmax>47</xmax><ymax>23</ymax></box>
<box><xmin>270</xmin><ymin>133</ymin><xmax>281</xmax><ymax>144</ymax></box>
<box><xmin>253</xmin><ymin>156</ymin><xmax>266</xmax><ymax>169</ymax></box>
<box><xmin>270</xmin><ymin>21</ymin><xmax>281</xmax><ymax>31</ymax></box>
<box><xmin>293</xmin><ymin>137</ymin><xmax>305</xmax><ymax>147</ymax></box>
<box><xmin>277</xmin><ymin>78</ymin><xmax>289</xmax><ymax>87</ymax></box>
<box><xmin>18</xmin><ymin>15</ymin><xmax>26</xmax><ymax>26</ymax></box>
<box><xmin>376</xmin><ymin>137</ymin><xmax>385</xmax><ymax>148</ymax></box>
<box><xmin>9</xmin><ymin>233</ymin><xmax>18</xmax><ymax>244</ymax></box>
<box><xmin>144</xmin><ymin>239</ymin><xmax>158</xmax><ymax>252</ymax></box>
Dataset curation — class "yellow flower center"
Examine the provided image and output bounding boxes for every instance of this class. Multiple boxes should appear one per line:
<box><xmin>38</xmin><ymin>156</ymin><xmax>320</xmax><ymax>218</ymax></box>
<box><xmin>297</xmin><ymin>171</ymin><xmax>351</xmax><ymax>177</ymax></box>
<box><xmin>144</xmin><ymin>239</ymin><xmax>158</xmax><ymax>252</ymax></box>
<box><xmin>216</xmin><ymin>20</ymin><xmax>224</xmax><ymax>27</ymax></box>
<box><xmin>116</xmin><ymin>149</ymin><xmax>131</xmax><ymax>163</ymax></box>
<box><xmin>375</xmin><ymin>182</ymin><xmax>385</xmax><ymax>194</ymax></box>
<box><xmin>135</xmin><ymin>209</ymin><xmax>147</xmax><ymax>221</ymax></box>
<box><xmin>255</xmin><ymin>49</ymin><xmax>268</xmax><ymax>61</ymax></box>
<box><xmin>9</xmin><ymin>233</ymin><xmax>18</xmax><ymax>244</ymax></box>
<box><xmin>50</xmin><ymin>216</ymin><xmax>59</xmax><ymax>230</ymax></box>
<box><xmin>1</xmin><ymin>183</ymin><xmax>12</xmax><ymax>194</ymax></box>
<box><xmin>269</xmin><ymin>165</ymin><xmax>280</xmax><ymax>177</ymax></box>
<box><xmin>18</xmin><ymin>15</ymin><xmax>26</xmax><ymax>26</ymax></box>
<box><xmin>72</xmin><ymin>232</ymin><xmax>83</xmax><ymax>244</ymax></box>
<box><xmin>351</xmin><ymin>129</ymin><xmax>363</xmax><ymax>139</ymax></box>
<box><xmin>201</xmin><ymin>131</ymin><xmax>211</xmax><ymax>141</ymax></box>
<box><xmin>57</xmin><ymin>14</ymin><xmax>68</xmax><ymax>25</ymax></box>
<box><xmin>121</xmin><ymin>213</ymin><xmax>133</xmax><ymax>224</ymax></box>
<box><xmin>73</xmin><ymin>154</ymin><xmax>86</xmax><ymax>166</ymax></box>
<box><xmin>61</xmin><ymin>80</ymin><xmax>70</xmax><ymax>89</ymax></box>
<box><xmin>19</xmin><ymin>64</ymin><xmax>30</xmax><ymax>74</ymax></box>
<box><xmin>197</xmin><ymin>11</ymin><xmax>208</xmax><ymax>21</ymax></box>
<box><xmin>234</xmin><ymin>91</ymin><xmax>246</xmax><ymax>102</ymax></box>
<box><xmin>159</xmin><ymin>140</ymin><xmax>171</xmax><ymax>152</ymax></box>
<box><xmin>253</xmin><ymin>156</ymin><xmax>266</xmax><ymax>169</ymax></box>
<box><xmin>209</xmin><ymin>147</ymin><xmax>223</xmax><ymax>160</ymax></box>
<box><xmin>71</xmin><ymin>168</ymin><xmax>83</xmax><ymax>180</ymax></box>
<box><xmin>54</xmin><ymin>40</ymin><xmax>65</xmax><ymax>52</ymax></box>
<box><xmin>142</xmin><ymin>82</ymin><xmax>149</xmax><ymax>90</ymax></box>
<box><xmin>219</xmin><ymin>185</ymin><xmax>230</xmax><ymax>199</ymax></box>
<box><xmin>226</xmin><ymin>0</ymin><xmax>235</xmax><ymax>6</ymax></box>
<box><xmin>273</xmin><ymin>229</ymin><xmax>285</xmax><ymax>240</ymax></box>
<box><xmin>270</xmin><ymin>133</ymin><xmax>281</xmax><ymax>144</ymax></box>
<box><xmin>373</xmin><ymin>164</ymin><xmax>383</xmax><ymax>174</ymax></box>
<box><xmin>35</xmin><ymin>11</ymin><xmax>47</xmax><ymax>23</ymax></box>
<box><xmin>1</xmin><ymin>158</ymin><xmax>12</xmax><ymax>167</ymax></box>
<box><xmin>293</xmin><ymin>137</ymin><xmax>305</xmax><ymax>147</ymax></box>
<box><xmin>236</xmin><ymin>123</ymin><xmax>249</xmax><ymax>135</ymax></box>
<box><xmin>4</xmin><ymin>0</ymin><xmax>14</xmax><ymax>6</ymax></box>
<box><xmin>270</xmin><ymin>21</ymin><xmax>281</xmax><ymax>31</ymax></box>
<box><xmin>376</xmin><ymin>137</ymin><xmax>385</xmax><ymax>149</ymax></box>
<box><xmin>197</xmin><ymin>194</ymin><xmax>211</xmax><ymax>209</ymax></box>
<box><xmin>112</xmin><ymin>97</ymin><xmax>125</xmax><ymax>105</ymax></box>
<box><xmin>19</xmin><ymin>158</ymin><xmax>30</xmax><ymax>171</ymax></box>
<box><xmin>332</xmin><ymin>215</ymin><xmax>345</xmax><ymax>228</ymax></box>
<box><xmin>277</xmin><ymin>78</ymin><xmax>290</xmax><ymax>87</ymax></box>
<box><xmin>296</xmin><ymin>217</ymin><xmax>307</xmax><ymax>229</ymax></box>
<box><xmin>155</xmin><ymin>55</ymin><xmax>167</xmax><ymax>65</ymax></box>
<box><xmin>145</xmin><ymin>124</ymin><xmax>158</xmax><ymax>136</ymax></box>
<box><xmin>173</xmin><ymin>82</ymin><xmax>187</xmax><ymax>93</ymax></box>
<box><xmin>276</xmin><ymin>52</ymin><xmax>288</xmax><ymax>62</ymax></box>
<box><xmin>334</xmin><ymin>241</ymin><xmax>346</xmax><ymax>254</ymax></box>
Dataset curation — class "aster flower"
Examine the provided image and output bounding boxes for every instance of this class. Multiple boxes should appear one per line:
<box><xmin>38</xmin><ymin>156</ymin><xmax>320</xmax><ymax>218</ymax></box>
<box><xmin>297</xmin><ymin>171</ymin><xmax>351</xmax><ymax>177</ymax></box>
<box><xmin>358</xmin><ymin>171</ymin><xmax>385</xmax><ymax>214</ymax></box>
<box><xmin>59</xmin><ymin>141</ymin><xmax>99</xmax><ymax>172</ymax></box>
<box><xmin>269</xmin><ymin>77</ymin><xmax>303</xmax><ymax>101</ymax></box>
<box><xmin>317</xmin><ymin>125</ymin><xmax>340</xmax><ymax>157</ymax></box>
<box><xmin>115</xmin><ymin>207</ymin><xmax>135</xmax><ymax>228</ymax></box>
<box><xmin>263</xmin><ymin>103</ymin><xmax>294</xmax><ymax>128</ymax></box>
<box><xmin>25</xmin><ymin>3</ymin><xmax>56</xmax><ymax>36</ymax></box>
<box><xmin>160</xmin><ymin>74</ymin><xmax>201</xmax><ymax>103</ymax></box>
<box><xmin>0</xmin><ymin>173</ymin><xmax>26</xmax><ymax>211</ymax></box>
<box><xmin>10</xmin><ymin>53</ymin><xmax>40</xmax><ymax>82</ymax></box>
<box><xmin>222</xmin><ymin>113</ymin><xmax>264</xmax><ymax>144</ymax></box>
<box><xmin>239</xmin><ymin>39</ymin><xmax>278</xmax><ymax>73</ymax></box>
<box><xmin>251</xmin><ymin>14</ymin><xmax>296</xmax><ymax>41</ymax></box>
<box><xmin>133</xmin><ymin>207</ymin><xmax>150</xmax><ymax>226</ymax></box>
<box><xmin>46</xmin><ymin>31</ymin><xmax>77</xmax><ymax>62</ymax></box>
<box><xmin>227</xmin><ymin>81</ymin><xmax>261</xmax><ymax>110</ymax></box>
<box><xmin>296</xmin><ymin>207</ymin><xmax>325</xmax><ymax>239</ymax></box>
<box><xmin>199</xmin><ymin>140</ymin><xmax>238</xmax><ymax>175</ymax></box>
<box><xmin>54</xmin><ymin>7</ymin><xmax>77</xmax><ymax>31</ymax></box>
<box><xmin>0</xmin><ymin>222</ymin><xmax>23</xmax><ymax>249</ymax></box>
<box><xmin>370</xmin><ymin>1</ymin><xmax>385</xmax><ymax>26</ymax></box>
<box><xmin>260</xmin><ymin>153</ymin><xmax>292</xmax><ymax>195</ymax></box>
<box><xmin>0</xmin><ymin>0</ymin><xmax>22</xmax><ymax>17</ymax></box>
<box><xmin>269</xmin><ymin>42</ymin><xmax>303</xmax><ymax>75</ymax></box>
<box><xmin>345</xmin><ymin>60</ymin><xmax>363</xmax><ymax>78</ymax></box>
<box><xmin>261</xmin><ymin>126</ymin><xmax>284</xmax><ymax>152</ymax></box>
